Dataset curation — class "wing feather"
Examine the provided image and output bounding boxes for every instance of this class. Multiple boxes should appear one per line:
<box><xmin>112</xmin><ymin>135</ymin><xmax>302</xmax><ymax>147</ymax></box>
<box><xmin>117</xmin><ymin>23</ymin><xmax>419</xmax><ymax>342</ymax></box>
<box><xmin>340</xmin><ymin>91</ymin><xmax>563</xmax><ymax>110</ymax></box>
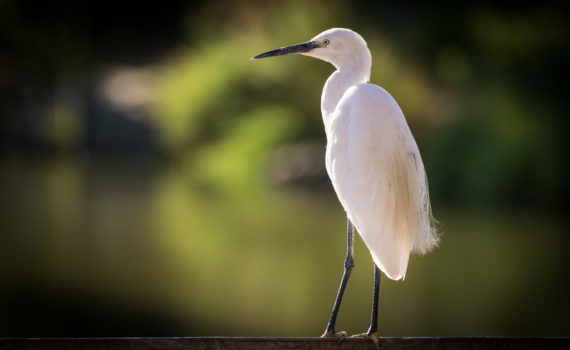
<box><xmin>326</xmin><ymin>84</ymin><xmax>438</xmax><ymax>280</ymax></box>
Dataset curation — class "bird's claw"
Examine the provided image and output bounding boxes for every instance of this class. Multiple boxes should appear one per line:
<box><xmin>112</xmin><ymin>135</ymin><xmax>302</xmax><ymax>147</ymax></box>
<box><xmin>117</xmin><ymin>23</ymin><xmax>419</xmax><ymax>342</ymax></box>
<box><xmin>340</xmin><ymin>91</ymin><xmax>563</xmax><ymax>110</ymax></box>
<box><xmin>350</xmin><ymin>332</ymin><xmax>381</xmax><ymax>349</ymax></box>
<box><xmin>321</xmin><ymin>330</ymin><xmax>347</xmax><ymax>343</ymax></box>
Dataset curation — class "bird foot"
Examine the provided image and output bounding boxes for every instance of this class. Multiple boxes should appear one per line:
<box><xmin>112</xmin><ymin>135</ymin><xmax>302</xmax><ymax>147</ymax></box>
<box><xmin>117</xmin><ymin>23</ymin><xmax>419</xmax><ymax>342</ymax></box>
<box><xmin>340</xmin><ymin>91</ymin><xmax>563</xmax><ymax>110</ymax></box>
<box><xmin>321</xmin><ymin>330</ymin><xmax>347</xmax><ymax>342</ymax></box>
<box><xmin>350</xmin><ymin>332</ymin><xmax>381</xmax><ymax>349</ymax></box>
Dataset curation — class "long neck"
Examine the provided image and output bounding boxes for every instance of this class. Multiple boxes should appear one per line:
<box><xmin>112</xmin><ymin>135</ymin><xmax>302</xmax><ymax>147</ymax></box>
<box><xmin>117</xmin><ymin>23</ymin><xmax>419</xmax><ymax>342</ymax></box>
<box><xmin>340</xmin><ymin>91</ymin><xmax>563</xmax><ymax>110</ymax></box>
<box><xmin>321</xmin><ymin>56</ymin><xmax>371</xmax><ymax>134</ymax></box>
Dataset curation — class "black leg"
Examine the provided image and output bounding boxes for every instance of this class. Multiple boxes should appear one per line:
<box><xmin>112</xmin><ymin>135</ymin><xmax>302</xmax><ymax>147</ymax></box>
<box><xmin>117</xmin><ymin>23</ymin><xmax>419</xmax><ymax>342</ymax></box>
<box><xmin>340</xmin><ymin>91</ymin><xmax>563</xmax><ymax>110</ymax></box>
<box><xmin>366</xmin><ymin>265</ymin><xmax>381</xmax><ymax>336</ymax></box>
<box><xmin>322</xmin><ymin>219</ymin><xmax>355</xmax><ymax>337</ymax></box>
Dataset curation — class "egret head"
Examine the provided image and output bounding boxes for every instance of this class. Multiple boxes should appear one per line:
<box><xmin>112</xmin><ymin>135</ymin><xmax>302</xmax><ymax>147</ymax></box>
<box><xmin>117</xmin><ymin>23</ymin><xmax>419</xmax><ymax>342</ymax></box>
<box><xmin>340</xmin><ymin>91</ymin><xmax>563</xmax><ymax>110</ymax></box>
<box><xmin>252</xmin><ymin>28</ymin><xmax>371</xmax><ymax>71</ymax></box>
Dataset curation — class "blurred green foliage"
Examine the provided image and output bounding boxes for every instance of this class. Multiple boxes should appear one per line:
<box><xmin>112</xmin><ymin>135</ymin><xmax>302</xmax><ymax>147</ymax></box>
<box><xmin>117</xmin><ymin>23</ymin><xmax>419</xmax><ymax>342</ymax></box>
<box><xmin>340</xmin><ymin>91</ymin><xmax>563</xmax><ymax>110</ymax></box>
<box><xmin>1</xmin><ymin>0</ymin><xmax>569</xmax><ymax>338</ymax></box>
<box><xmin>146</xmin><ymin>1</ymin><xmax>569</xmax><ymax>209</ymax></box>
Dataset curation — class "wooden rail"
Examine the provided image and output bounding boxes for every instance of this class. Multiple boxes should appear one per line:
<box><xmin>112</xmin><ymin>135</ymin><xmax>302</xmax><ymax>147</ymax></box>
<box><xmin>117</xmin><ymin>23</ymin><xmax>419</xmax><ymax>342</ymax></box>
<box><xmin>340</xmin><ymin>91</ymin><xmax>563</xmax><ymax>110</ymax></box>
<box><xmin>1</xmin><ymin>337</ymin><xmax>569</xmax><ymax>350</ymax></box>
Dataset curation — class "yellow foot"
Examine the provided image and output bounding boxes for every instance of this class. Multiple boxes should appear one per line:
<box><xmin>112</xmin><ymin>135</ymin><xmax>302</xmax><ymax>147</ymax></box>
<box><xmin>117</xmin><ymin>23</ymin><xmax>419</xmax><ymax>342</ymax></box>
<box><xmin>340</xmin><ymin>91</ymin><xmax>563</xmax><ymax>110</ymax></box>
<box><xmin>350</xmin><ymin>332</ymin><xmax>381</xmax><ymax>349</ymax></box>
<box><xmin>321</xmin><ymin>330</ymin><xmax>347</xmax><ymax>342</ymax></box>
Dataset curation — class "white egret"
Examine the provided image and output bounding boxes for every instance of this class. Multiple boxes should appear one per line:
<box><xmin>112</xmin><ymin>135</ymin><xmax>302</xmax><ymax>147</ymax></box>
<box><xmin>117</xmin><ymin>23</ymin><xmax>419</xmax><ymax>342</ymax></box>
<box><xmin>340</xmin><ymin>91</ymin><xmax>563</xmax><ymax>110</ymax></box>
<box><xmin>252</xmin><ymin>28</ymin><xmax>438</xmax><ymax>346</ymax></box>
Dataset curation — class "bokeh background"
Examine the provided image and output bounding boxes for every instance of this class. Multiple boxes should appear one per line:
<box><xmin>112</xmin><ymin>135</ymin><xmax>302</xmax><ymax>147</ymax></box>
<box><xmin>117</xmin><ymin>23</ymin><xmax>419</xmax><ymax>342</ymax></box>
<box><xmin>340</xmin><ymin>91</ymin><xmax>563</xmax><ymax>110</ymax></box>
<box><xmin>1</xmin><ymin>0</ymin><xmax>569</xmax><ymax>338</ymax></box>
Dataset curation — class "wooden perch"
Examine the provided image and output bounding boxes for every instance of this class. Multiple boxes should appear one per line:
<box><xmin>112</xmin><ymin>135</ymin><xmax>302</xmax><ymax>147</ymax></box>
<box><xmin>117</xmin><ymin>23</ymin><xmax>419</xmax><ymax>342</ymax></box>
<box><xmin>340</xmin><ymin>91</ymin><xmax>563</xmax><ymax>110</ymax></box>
<box><xmin>0</xmin><ymin>337</ymin><xmax>568</xmax><ymax>349</ymax></box>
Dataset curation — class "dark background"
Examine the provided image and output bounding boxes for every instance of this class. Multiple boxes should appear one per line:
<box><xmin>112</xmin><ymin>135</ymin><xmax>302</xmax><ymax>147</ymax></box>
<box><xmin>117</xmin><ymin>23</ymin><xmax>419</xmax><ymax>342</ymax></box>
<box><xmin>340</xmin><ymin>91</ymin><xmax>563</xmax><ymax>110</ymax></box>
<box><xmin>1</xmin><ymin>0</ymin><xmax>569</xmax><ymax>337</ymax></box>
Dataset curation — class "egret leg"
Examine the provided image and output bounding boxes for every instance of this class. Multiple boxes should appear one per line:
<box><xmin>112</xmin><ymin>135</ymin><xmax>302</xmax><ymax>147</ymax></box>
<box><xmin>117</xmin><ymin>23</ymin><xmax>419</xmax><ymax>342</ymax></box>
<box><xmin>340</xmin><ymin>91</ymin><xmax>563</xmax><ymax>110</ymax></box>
<box><xmin>349</xmin><ymin>264</ymin><xmax>381</xmax><ymax>348</ymax></box>
<box><xmin>366</xmin><ymin>265</ymin><xmax>382</xmax><ymax>348</ymax></box>
<box><xmin>367</xmin><ymin>265</ymin><xmax>381</xmax><ymax>334</ymax></box>
<box><xmin>322</xmin><ymin>219</ymin><xmax>355</xmax><ymax>338</ymax></box>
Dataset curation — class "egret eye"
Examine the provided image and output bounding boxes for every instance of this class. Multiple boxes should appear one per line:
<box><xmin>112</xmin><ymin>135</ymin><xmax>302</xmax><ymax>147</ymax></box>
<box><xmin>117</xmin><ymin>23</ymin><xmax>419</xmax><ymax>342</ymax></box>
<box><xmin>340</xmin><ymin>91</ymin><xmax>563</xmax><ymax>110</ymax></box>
<box><xmin>323</xmin><ymin>39</ymin><xmax>330</xmax><ymax>46</ymax></box>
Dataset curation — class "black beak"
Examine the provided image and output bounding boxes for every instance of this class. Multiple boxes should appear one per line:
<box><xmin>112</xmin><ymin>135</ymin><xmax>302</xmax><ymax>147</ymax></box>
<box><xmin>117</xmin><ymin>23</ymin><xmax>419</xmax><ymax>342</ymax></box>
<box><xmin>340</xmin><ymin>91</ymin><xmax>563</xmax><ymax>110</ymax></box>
<box><xmin>251</xmin><ymin>41</ymin><xmax>320</xmax><ymax>59</ymax></box>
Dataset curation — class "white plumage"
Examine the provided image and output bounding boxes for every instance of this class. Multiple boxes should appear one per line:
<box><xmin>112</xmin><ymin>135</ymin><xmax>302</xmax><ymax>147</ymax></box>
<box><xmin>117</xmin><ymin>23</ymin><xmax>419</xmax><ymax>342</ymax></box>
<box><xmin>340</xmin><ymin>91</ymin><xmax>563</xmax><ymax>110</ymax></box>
<box><xmin>304</xmin><ymin>28</ymin><xmax>438</xmax><ymax>280</ymax></box>
<box><xmin>252</xmin><ymin>27</ymin><xmax>439</xmax><ymax>341</ymax></box>
<box><xmin>326</xmin><ymin>84</ymin><xmax>436</xmax><ymax>279</ymax></box>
